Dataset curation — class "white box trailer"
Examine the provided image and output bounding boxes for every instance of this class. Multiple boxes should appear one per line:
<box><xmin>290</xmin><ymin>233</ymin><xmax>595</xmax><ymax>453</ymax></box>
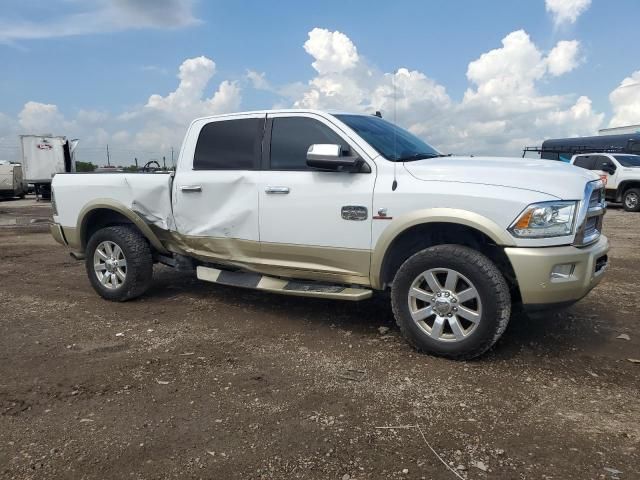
<box><xmin>0</xmin><ymin>161</ymin><xmax>26</xmax><ymax>198</ymax></box>
<box><xmin>19</xmin><ymin>135</ymin><xmax>78</xmax><ymax>199</ymax></box>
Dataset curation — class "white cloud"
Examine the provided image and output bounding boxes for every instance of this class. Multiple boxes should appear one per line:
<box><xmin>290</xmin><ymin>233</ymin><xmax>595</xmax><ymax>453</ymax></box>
<box><xmin>0</xmin><ymin>0</ymin><xmax>199</xmax><ymax>43</ymax></box>
<box><xmin>545</xmin><ymin>0</ymin><xmax>591</xmax><ymax>26</ymax></box>
<box><xmin>609</xmin><ymin>71</ymin><xmax>640</xmax><ymax>127</ymax></box>
<box><xmin>18</xmin><ymin>102</ymin><xmax>66</xmax><ymax>133</ymax></box>
<box><xmin>546</xmin><ymin>40</ymin><xmax>581</xmax><ymax>76</ymax></box>
<box><xmin>0</xmin><ymin>27</ymin><xmax>627</xmax><ymax>165</ymax></box>
<box><xmin>135</xmin><ymin>56</ymin><xmax>241</xmax><ymax>150</ymax></box>
<box><xmin>246</xmin><ymin>70</ymin><xmax>270</xmax><ymax>90</ymax></box>
<box><xmin>0</xmin><ymin>55</ymin><xmax>242</xmax><ymax>164</ymax></box>
<box><xmin>292</xmin><ymin>28</ymin><xmax>600</xmax><ymax>155</ymax></box>
<box><xmin>304</xmin><ymin>28</ymin><xmax>359</xmax><ymax>74</ymax></box>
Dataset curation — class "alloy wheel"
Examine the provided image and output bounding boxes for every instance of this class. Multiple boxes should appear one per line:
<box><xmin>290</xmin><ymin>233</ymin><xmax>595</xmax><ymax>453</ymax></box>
<box><xmin>93</xmin><ymin>240</ymin><xmax>127</xmax><ymax>290</ymax></box>
<box><xmin>407</xmin><ymin>268</ymin><xmax>482</xmax><ymax>342</ymax></box>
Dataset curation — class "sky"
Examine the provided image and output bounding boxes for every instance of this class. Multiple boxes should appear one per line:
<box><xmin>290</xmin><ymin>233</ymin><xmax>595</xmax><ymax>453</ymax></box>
<box><xmin>0</xmin><ymin>0</ymin><xmax>639</xmax><ymax>166</ymax></box>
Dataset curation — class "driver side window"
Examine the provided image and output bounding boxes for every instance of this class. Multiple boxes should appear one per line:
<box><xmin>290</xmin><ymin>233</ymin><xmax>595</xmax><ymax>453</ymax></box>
<box><xmin>269</xmin><ymin>117</ymin><xmax>350</xmax><ymax>171</ymax></box>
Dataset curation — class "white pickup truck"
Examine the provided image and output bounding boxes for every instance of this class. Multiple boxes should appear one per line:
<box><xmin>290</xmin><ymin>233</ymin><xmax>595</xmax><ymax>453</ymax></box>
<box><xmin>51</xmin><ymin>110</ymin><xmax>609</xmax><ymax>359</ymax></box>
<box><xmin>570</xmin><ymin>153</ymin><xmax>640</xmax><ymax>211</ymax></box>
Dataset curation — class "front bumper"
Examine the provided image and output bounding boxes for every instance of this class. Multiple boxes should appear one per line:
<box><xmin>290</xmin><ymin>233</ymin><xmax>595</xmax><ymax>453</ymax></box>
<box><xmin>505</xmin><ymin>235</ymin><xmax>609</xmax><ymax>306</ymax></box>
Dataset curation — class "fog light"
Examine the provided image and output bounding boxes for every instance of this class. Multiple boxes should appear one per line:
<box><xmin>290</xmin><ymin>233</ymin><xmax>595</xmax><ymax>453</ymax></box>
<box><xmin>551</xmin><ymin>263</ymin><xmax>575</xmax><ymax>280</ymax></box>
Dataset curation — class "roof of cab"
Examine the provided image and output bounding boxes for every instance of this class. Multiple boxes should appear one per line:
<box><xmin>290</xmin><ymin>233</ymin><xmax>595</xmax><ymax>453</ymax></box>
<box><xmin>191</xmin><ymin>109</ymin><xmax>368</xmax><ymax>123</ymax></box>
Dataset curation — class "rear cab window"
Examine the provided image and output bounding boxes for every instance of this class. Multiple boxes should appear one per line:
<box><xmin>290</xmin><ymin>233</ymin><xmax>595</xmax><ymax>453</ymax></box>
<box><xmin>193</xmin><ymin>118</ymin><xmax>264</xmax><ymax>170</ymax></box>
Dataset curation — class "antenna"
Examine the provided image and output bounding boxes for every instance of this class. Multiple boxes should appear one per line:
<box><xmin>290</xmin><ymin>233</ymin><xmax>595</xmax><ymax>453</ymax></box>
<box><xmin>392</xmin><ymin>71</ymin><xmax>398</xmax><ymax>191</ymax></box>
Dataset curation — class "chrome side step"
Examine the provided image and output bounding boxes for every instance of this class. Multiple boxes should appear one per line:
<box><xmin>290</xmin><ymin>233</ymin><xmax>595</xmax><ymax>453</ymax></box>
<box><xmin>196</xmin><ymin>266</ymin><xmax>372</xmax><ymax>301</ymax></box>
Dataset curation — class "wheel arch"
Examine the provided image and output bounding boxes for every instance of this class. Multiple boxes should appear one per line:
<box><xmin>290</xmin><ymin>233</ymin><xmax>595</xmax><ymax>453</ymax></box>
<box><xmin>616</xmin><ymin>180</ymin><xmax>640</xmax><ymax>202</ymax></box>
<box><xmin>77</xmin><ymin>200</ymin><xmax>168</xmax><ymax>254</ymax></box>
<box><xmin>370</xmin><ymin>209</ymin><xmax>518</xmax><ymax>296</ymax></box>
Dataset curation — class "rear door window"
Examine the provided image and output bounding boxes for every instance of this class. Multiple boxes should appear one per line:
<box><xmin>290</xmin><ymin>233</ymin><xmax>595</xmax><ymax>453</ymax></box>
<box><xmin>193</xmin><ymin>118</ymin><xmax>264</xmax><ymax>170</ymax></box>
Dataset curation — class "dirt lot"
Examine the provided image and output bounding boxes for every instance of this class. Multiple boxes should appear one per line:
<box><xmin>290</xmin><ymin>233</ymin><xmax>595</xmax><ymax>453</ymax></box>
<box><xmin>0</xmin><ymin>198</ymin><xmax>638</xmax><ymax>480</ymax></box>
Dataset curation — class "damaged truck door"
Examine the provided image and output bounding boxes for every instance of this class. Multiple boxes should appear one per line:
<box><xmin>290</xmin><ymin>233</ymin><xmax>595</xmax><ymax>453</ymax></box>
<box><xmin>172</xmin><ymin>114</ymin><xmax>265</xmax><ymax>261</ymax></box>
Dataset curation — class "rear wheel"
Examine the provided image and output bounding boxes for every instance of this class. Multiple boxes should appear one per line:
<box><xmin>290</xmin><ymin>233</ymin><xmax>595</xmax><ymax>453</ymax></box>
<box><xmin>391</xmin><ymin>245</ymin><xmax>511</xmax><ymax>360</ymax></box>
<box><xmin>85</xmin><ymin>225</ymin><xmax>153</xmax><ymax>301</ymax></box>
<box><xmin>623</xmin><ymin>188</ymin><xmax>640</xmax><ymax>212</ymax></box>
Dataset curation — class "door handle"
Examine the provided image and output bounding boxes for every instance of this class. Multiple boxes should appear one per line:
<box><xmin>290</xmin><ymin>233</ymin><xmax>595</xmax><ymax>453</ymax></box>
<box><xmin>180</xmin><ymin>185</ymin><xmax>202</xmax><ymax>193</ymax></box>
<box><xmin>265</xmin><ymin>186</ymin><xmax>290</xmax><ymax>194</ymax></box>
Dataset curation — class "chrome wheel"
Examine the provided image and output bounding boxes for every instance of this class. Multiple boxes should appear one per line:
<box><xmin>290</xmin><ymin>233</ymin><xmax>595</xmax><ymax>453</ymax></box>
<box><xmin>407</xmin><ymin>268</ymin><xmax>482</xmax><ymax>342</ymax></box>
<box><xmin>93</xmin><ymin>241</ymin><xmax>127</xmax><ymax>290</ymax></box>
<box><xmin>625</xmin><ymin>191</ymin><xmax>639</xmax><ymax>210</ymax></box>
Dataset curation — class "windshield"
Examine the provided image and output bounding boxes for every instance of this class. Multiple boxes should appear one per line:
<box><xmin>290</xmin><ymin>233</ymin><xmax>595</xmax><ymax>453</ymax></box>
<box><xmin>334</xmin><ymin>114</ymin><xmax>441</xmax><ymax>161</ymax></box>
<box><xmin>614</xmin><ymin>155</ymin><xmax>640</xmax><ymax>167</ymax></box>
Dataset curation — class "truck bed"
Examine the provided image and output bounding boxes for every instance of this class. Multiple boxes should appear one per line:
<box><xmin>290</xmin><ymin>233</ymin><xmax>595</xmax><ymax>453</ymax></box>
<box><xmin>52</xmin><ymin>172</ymin><xmax>174</xmax><ymax>231</ymax></box>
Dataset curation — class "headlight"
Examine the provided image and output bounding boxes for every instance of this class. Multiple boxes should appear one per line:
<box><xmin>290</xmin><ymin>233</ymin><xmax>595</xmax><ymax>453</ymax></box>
<box><xmin>509</xmin><ymin>201</ymin><xmax>577</xmax><ymax>238</ymax></box>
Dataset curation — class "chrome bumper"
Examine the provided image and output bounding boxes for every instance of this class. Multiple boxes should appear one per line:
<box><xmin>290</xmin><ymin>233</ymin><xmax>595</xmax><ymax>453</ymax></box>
<box><xmin>505</xmin><ymin>235</ymin><xmax>609</xmax><ymax>306</ymax></box>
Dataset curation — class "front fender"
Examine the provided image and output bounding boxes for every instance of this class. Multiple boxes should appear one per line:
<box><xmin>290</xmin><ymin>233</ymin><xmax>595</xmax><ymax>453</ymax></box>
<box><xmin>369</xmin><ymin>208</ymin><xmax>515</xmax><ymax>289</ymax></box>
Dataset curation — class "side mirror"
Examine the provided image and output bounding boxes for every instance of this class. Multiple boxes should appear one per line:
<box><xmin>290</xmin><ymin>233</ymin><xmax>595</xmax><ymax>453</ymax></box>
<box><xmin>306</xmin><ymin>144</ymin><xmax>366</xmax><ymax>172</ymax></box>
<box><xmin>601</xmin><ymin>163</ymin><xmax>616</xmax><ymax>175</ymax></box>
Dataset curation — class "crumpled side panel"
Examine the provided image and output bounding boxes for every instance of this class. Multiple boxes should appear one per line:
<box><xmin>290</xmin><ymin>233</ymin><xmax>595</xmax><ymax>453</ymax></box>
<box><xmin>52</xmin><ymin>173</ymin><xmax>174</xmax><ymax>231</ymax></box>
<box><xmin>126</xmin><ymin>174</ymin><xmax>174</xmax><ymax>230</ymax></box>
<box><xmin>172</xmin><ymin>170</ymin><xmax>260</xmax><ymax>242</ymax></box>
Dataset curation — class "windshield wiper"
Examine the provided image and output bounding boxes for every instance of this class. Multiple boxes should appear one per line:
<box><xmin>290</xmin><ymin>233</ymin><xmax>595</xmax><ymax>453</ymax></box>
<box><xmin>395</xmin><ymin>153</ymin><xmax>449</xmax><ymax>162</ymax></box>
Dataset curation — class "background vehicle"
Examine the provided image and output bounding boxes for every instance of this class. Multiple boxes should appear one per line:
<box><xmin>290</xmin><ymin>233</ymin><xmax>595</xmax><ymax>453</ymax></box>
<box><xmin>0</xmin><ymin>161</ymin><xmax>26</xmax><ymax>199</ymax></box>
<box><xmin>19</xmin><ymin>135</ymin><xmax>78</xmax><ymax>200</ymax></box>
<box><xmin>570</xmin><ymin>153</ymin><xmax>640</xmax><ymax>211</ymax></box>
<box><xmin>50</xmin><ymin>110</ymin><xmax>609</xmax><ymax>359</ymax></box>
<box><xmin>523</xmin><ymin>133</ymin><xmax>640</xmax><ymax>162</ymax></box>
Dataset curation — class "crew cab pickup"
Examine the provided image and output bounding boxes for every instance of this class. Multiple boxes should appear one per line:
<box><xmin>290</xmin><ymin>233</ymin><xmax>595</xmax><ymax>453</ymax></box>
<box><xmin>51</xmin><ymin>110</ymin><xmax>610</xmax><ymax>359</ymax></box>
<box><xmin>570</xmin><ymin>153</ymin><xmax>640</xmax><ymax>211</ymax></box>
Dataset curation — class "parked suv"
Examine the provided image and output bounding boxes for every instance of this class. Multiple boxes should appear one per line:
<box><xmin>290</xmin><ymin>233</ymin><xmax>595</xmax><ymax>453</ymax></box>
<box><xmin>570</xmin><ymin>153</ymin><xmax>640</xmax><ymax>211</ymax></box>
<box><xmin>50</xmin><ymin>110</ymin><xmax>609</xmax><ymax>359</ymax></box>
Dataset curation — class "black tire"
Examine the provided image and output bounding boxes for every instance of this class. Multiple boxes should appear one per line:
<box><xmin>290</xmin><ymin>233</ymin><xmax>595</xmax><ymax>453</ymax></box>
<box><xmin>85</xmin><ymin>225</ymin><xmax>153</xmax><ymax>301</ymax></box>
<box><xmin>391</xmin><ymin>245</ymin><xmax>511</xmax><ymax>360</ymax></box>
<box><xmin>623</xmin><ymin>188</ymin><xmax>640</xmax><ymax>212</ymax></box>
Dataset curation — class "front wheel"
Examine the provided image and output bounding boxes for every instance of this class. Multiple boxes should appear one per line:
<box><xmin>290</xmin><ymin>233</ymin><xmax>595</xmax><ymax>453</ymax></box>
<box><xmin>85</xmin><ymin>225</ymin><xmax>153</xmax><ymax>301</ymax></box>
<box><xmin>391</xmin><ymin>245</ymin><xmax>511</xmax><ymax>360</ymax></box>
<box><xmin>623</xmin><ymin>188</ymin><xmax>640</xmax><ymax>212</ymax></box>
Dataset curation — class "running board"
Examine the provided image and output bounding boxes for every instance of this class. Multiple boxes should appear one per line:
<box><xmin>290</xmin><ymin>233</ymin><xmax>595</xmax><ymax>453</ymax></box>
<box><xmin>196</xmin><ymin>266</ymin><xmax>372</xmax><ymax>301</ymax></box>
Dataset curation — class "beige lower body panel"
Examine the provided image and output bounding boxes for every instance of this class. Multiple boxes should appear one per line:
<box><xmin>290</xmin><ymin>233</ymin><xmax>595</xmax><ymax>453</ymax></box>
<box><xmin>505</xmin><ymin>235</ymin><xmax>609</xmax><ymax>305</ymax></box>
<box><xmin>155</xmin><ymin>230</ymin><xmax>372</xmax><ymax>287</ymax></box>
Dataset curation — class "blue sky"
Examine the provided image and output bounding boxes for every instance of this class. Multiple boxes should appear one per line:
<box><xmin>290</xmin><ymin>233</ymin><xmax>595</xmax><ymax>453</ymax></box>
<box><xmin>1</xmin><ymin>0</ymin><xmax>639</xmax><ymax>164</ymax></box>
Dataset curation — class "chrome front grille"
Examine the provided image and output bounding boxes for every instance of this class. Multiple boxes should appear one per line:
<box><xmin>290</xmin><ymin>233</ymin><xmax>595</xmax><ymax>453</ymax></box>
<box><xmin>574</xmin><ymin>180</ymin><xmax>606</xmax><ymax>247</ymax></box>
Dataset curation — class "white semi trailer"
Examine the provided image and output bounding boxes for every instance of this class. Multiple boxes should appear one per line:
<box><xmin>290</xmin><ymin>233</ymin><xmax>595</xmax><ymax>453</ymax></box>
<box><xmin>19</xmin><ymin>135</ymin><xmax>78</xmax><ymax>200</ymax></box>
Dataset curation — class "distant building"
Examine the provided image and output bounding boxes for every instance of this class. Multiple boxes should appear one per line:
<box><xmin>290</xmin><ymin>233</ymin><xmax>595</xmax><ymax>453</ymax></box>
<box><xmin>599</xmin><ymin>124</ymin><xmax>640</xmax><ymax>136</ymax></box>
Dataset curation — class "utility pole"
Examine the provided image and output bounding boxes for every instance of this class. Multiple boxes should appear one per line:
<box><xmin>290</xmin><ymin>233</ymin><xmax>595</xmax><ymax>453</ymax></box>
<box><xmin>162</xmin><ymin>156</ymin><xmax>166</xmax><ymax>170</ymax></box>
<box><xmin>106</xmin><ymin>144</ymin><xmax>111</xmax><ymax>166</ymax></box>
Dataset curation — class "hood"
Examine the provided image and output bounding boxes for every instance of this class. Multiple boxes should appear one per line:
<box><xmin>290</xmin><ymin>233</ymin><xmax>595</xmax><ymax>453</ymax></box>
<box><xmin>403</xmin><ymin>156</ymin><xmax>599</xmax><ymax>200</ymax></box>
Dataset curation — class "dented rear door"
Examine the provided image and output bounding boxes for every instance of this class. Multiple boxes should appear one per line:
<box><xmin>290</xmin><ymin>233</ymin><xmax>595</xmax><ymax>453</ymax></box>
<box><xmin>172</xmin><ymin>114</ymin><xmax>265</xmax><ymax>257</ymax></box>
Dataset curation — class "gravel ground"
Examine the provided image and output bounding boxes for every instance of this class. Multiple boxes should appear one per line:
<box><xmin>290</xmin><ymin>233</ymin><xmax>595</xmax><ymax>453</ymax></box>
<box><xmin>0</xmin><ymin>197</ymin><xmax>638</xmax><ymax>479</ymax></box>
